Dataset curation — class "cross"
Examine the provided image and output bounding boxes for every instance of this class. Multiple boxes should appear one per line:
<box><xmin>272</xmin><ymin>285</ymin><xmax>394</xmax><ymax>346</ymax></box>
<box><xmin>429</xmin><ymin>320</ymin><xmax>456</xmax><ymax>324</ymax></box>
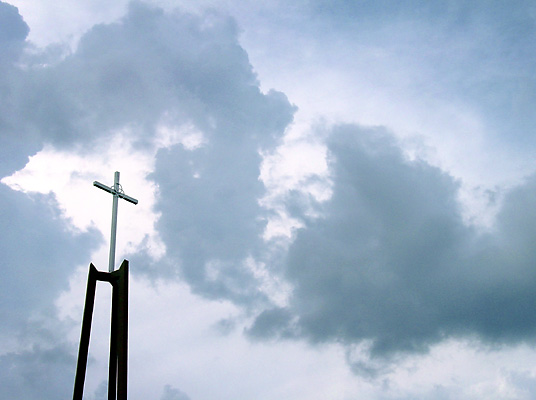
<box><xmin>94</xmin><ymin>171</ymin><xmax>138</xmax><ymax>272</ymax></box>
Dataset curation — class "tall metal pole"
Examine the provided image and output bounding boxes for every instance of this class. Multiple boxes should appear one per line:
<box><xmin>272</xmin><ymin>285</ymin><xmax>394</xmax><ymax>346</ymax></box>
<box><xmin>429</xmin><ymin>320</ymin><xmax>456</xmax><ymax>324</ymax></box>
<box><xmin>108</xmin><ymin>172</ymin><xmax>120</xmax><ymax>272</ymax></box>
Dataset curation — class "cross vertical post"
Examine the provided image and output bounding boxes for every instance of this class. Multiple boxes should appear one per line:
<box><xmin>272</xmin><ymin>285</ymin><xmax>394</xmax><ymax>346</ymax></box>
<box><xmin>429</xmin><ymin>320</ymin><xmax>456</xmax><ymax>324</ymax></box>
<box><xmin>109</xmin><ymin>171</ymin><xmax>120</xmax><ymax>273</ymax></box>
<box><xmin>94</xmin><ymin>171</ymin><xmax>138</xmax><ymax>272</ymax></box>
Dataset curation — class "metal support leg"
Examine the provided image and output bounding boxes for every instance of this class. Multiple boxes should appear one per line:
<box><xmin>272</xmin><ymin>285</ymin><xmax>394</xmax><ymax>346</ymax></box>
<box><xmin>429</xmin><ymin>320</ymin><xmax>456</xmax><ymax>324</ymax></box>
<box><xmin>73</xmin><ymin>260</ymin><xmax>129</xmax><ymax>400</ymax></box>
<box><xmin>108</xmin><ymin>282</ymin><xmax>118</xmax><ymax>400</ymax></box>
<box><xmin>73</xmin><ymin>264</ymin><xmax>98</xmax><ymax>400</ymax></box>
<box><xmin>116</xmin><ymin>260</ymin><xmax>129</xmax><ymax>400</ymax></box>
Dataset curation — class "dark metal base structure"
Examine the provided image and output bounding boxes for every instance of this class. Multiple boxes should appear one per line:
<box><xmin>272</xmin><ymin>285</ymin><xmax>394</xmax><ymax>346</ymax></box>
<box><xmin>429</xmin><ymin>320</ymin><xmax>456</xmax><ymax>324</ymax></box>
<box><xmin>73</xmin><ymin>260</ymin><xmax>129</xmax><ymax>400</ymax></box>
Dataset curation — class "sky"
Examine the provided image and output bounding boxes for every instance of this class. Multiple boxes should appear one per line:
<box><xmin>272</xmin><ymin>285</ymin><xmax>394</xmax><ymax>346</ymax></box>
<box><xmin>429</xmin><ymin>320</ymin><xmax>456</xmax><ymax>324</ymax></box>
<box><xmin>2</xmin><ymin>0</ymin><xmax>536</xmax><ymax>398</ymax></box>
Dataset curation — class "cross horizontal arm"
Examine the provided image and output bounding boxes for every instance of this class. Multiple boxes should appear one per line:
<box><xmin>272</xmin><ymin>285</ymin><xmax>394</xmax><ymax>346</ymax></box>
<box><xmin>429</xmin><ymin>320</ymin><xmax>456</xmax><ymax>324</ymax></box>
<box><xmin>93</xmin><ymin>181</ymin><xmax>139</xmax><ymax>205</ymax></box>
<box><xmin>117</xmin><ymin>192</ymin><xmax>138</xmax><ymax>205</ymax></box>
<box><xmin>93</xmin><ymin>181</ymin><xmax>114</xmax><ymax>194</ymax></box>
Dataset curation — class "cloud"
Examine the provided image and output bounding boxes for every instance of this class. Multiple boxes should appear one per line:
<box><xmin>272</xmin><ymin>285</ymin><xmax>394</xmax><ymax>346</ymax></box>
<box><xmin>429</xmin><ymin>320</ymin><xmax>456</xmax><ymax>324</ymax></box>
<box><xmin>161</xmin><ymin>385</ymin><xmax>191</xmax><ymax>400</ymax></box>
<box><xmin>2</xmin><ymin>0</ymin><xmax>295</xmax><ymax>301</ymax></box>
<box><xmin>0</xmin><ymin>1</ymin><xmax>28</xmax><ymax>55</ymax></box>
<box><xmin>0</xmin><ymin>183</ymin><xmax>99</xmax><ymax>398</ymax></box>
<box><xmin>0</xmin><ymin>1</ymin><xmax>40</xmax><ymax>177</ymax></box>
<box><xmin>2</xmin><ymin>1</ymin><xmax>292</xmax><ymax>156</ymax></box>
<box><xmin>0</xmin><ymin>1</ymin><xmax>295</xmax><ymax>397</ymax></box>
<box><xmin>5</xmin><ymin>0</ymin><xmax>536</xmax><ymax>397</ymax></box>
<box><xmin>151</xmin><ymin>97</ymin><xmax>293</xmax><ymax>303</ymax></box>
<box><xmin>0</xmin><ymin>185</ymin><xmax>99</xmax><ymax>343</ymax></box>
<box><xmin>127</xmin><ymin>5</ymin><xmax>297</xmax><ymax>302</ymax></box>
<box><xmin>241</xmin><ymin>0</ymin><xmax>536</xmax><ymax>217</ymax></box>
<box><xmin>305</xmin><ymin>0</ymin><xmax>536</xmax><ymax>146</ymax></box>
<box><xmin>248</xmin><ymin>123</ymin><xmax>536</xmax><ymax>364</ymax></box>
<box><xmin>308</xmin><ymin>0</ymin><xmax>536</xmax><ymax>29</ymax></box>
<box><xmin>0</xmin><ymin>344</ymin><xmax>76</xmax><ymax>399</ymax></box>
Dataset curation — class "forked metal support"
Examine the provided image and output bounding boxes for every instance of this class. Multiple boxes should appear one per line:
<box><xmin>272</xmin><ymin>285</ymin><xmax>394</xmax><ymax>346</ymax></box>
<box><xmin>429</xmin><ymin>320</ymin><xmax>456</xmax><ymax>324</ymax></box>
<box><xmin>73</xmin><ymin>260</ymin><xmax>129</xmax><ymax>400</ymax></box>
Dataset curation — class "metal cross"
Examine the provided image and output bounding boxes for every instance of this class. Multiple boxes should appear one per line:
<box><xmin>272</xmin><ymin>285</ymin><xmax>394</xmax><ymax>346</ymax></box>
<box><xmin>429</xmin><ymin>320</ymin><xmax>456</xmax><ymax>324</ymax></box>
<box><xmin>94</xmin><ymin>171</ymin><xmax>138</xmax><ymax>272</ymax></box>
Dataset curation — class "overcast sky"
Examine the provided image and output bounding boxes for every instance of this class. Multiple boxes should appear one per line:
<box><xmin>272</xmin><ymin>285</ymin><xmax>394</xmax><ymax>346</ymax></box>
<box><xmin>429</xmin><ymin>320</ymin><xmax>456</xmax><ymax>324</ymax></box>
<box><xmin>2</xmin><ymin>1</ymin><xmax>536</xmax><ymax>399</ymax></box>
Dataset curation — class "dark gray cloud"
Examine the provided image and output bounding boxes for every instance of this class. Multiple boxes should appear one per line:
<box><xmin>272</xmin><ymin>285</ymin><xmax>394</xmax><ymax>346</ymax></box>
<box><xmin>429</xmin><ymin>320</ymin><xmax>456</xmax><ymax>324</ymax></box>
<box><xmin>0</xmin><ymin>344</ymin><xmax>76</xmax><ymax>399</ymax></box>
<box><xmin>1</xmin><ymin>1</ymin><xmax>293</xmax><ymax>171</ymax></box>
<box><xmin>152</xmin><ymin>86</ymin><xmax>293</xmax><ymax>303</ymax></box>
<box><xmin>0</xmin><ymin>5</ymin><xmax>99</xmax><ymax>398</ymax></box>
<box><xmin>248</xmin><ymin>124</ymin><xmax>536</xmax><ymax>362</ymax></box>
<box><xmin>0</xmin><ymin>185</ymin><xmax>99</xmax><ymax>399</ymax></box>
<box><xmin>0</xmin><ymin>185</ymin><xmax>99</xmax><ymax>341</ymax></box>
<box><xmin>0</xmin><ymin>1</ymin><xmax>28</xmax><ymax>57</ymax></box>
<box><xmin>134</xmin><ymin>6</ymin><xmax>296</xmax><ymax>302</ymax></box>
<box><xmin>26</xmin><ymin>1</ymin><xmax>293</xmax><ymax>152</ymax></box>
<box><xmin>0</xmin><ymin>1</ymin><xmax>39</xmax><ymax>177</ymax></box>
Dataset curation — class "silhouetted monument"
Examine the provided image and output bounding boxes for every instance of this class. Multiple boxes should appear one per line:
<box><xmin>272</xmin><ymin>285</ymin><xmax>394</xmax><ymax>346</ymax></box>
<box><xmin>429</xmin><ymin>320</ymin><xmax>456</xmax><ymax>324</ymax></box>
<box><xmin>73</xmin><ymin>172</ymin><xmax>138</xmax><ymax>400</ymax></box>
